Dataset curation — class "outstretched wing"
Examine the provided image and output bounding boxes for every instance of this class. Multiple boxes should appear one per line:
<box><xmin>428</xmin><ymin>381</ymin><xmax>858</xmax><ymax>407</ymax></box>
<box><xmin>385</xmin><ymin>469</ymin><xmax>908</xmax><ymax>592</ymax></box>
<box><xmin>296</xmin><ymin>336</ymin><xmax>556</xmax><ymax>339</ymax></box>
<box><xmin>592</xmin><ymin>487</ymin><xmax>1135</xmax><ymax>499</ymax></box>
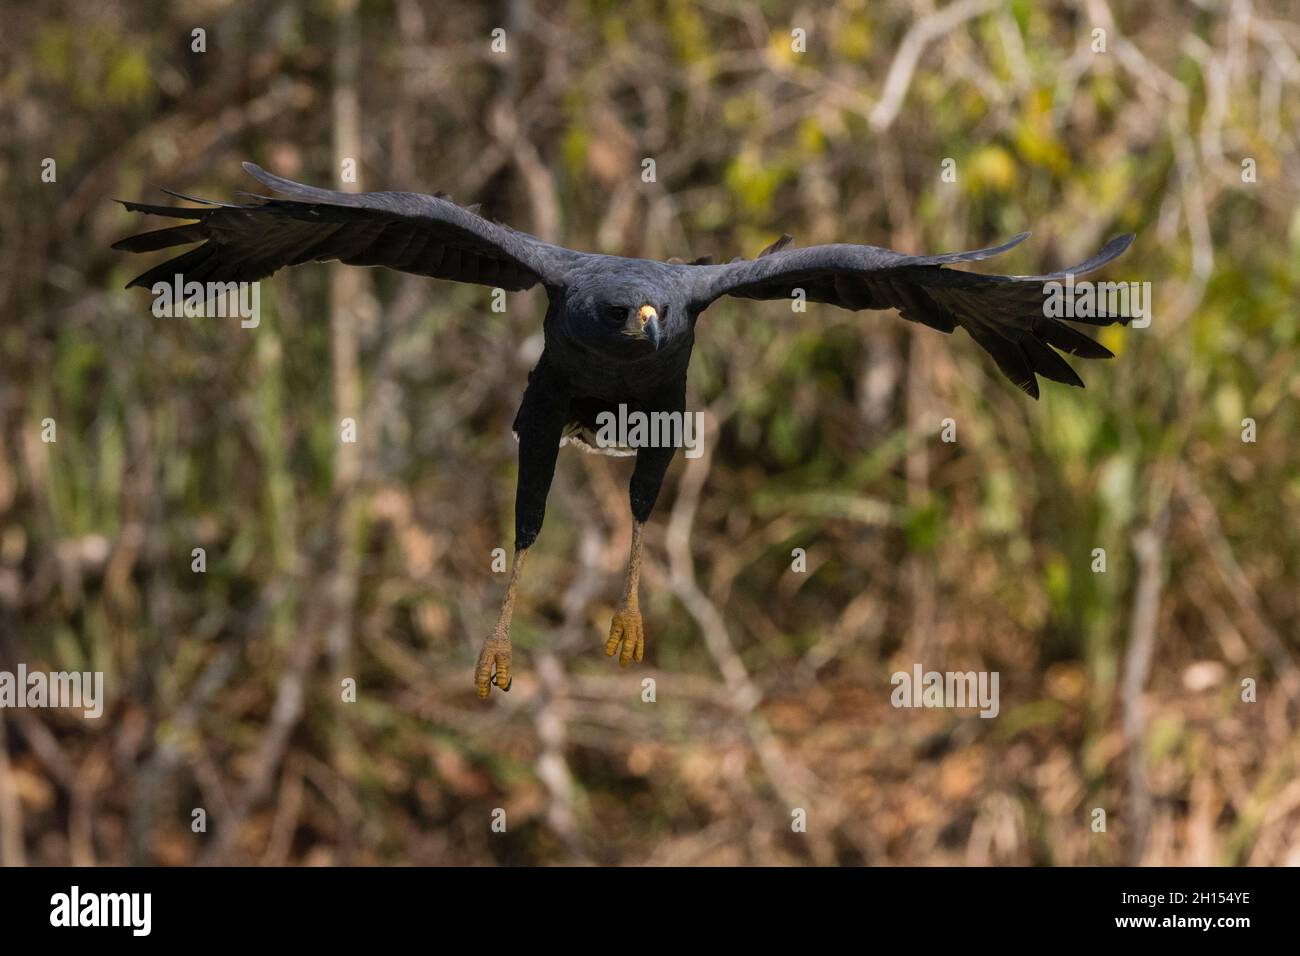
<box><xmin>114</xmin><ymin>163</ymin><xmax>580</xmax><ymax>291</ymax></box>
<box><xmin>685</xmin><ymin>232</ymin><xmax>1136</xmax><ymax>398</ymax></box>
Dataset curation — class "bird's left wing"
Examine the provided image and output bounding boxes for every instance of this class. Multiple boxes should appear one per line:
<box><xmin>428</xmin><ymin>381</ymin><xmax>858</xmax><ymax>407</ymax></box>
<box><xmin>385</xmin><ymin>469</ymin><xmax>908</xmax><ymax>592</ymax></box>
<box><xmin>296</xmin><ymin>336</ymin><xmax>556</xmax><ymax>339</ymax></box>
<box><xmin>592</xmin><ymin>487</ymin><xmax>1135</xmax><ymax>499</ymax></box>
<box><xmin>114</xmin><ymin>163</ymin><xmax>580</xmax><ymax>292</ymax></box>
<box><xmin>683</xmin><ymin>232</ymin><xmax>1136</xmax><ymax>398</ymax></box>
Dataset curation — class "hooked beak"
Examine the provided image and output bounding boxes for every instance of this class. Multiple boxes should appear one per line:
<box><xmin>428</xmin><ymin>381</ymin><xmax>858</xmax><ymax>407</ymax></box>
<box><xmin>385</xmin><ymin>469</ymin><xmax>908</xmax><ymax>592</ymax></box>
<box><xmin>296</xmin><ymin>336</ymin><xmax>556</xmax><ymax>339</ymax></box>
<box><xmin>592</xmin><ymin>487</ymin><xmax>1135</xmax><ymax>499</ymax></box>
<box><xmin>637</xmin><ymin>305</ymin><xmax>661</xmax><ymax>351</ymax></box>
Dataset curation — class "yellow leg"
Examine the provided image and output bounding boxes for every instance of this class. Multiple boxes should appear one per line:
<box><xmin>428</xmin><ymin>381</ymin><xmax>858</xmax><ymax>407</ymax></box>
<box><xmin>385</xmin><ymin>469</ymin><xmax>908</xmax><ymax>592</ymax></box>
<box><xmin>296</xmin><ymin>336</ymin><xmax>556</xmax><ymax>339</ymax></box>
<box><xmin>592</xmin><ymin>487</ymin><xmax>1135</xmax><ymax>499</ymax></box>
<box><xmin>476</xmin><ymin>548</ymin><xmax>527</xmax><ymax>698</ymax></box>
<box><xmin>605</xmin><ymin>522</ymin><xmax>646</xmax><ymax>666</ymax></box>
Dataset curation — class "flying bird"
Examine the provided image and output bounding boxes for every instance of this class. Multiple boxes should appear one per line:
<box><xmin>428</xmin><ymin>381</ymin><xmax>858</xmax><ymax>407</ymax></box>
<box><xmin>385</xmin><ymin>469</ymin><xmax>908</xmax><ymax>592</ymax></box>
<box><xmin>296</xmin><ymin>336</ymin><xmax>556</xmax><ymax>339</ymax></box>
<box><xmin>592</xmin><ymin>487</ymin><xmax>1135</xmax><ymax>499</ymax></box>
<box><xmin>115</xmin><ymin>163</ymin><xmax>1135</xmax><ymax>698</ymax></box>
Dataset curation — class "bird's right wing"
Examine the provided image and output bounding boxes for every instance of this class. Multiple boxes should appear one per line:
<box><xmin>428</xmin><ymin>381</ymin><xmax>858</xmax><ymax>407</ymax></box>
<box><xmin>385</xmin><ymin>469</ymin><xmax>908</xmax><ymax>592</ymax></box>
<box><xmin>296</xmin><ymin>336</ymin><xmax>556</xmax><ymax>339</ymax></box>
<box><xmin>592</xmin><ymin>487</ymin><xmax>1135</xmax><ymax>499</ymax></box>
<box><xmin>114</xmin><ymin>163</ymin><xmax>581</xmax><ymax>291</ymax></box>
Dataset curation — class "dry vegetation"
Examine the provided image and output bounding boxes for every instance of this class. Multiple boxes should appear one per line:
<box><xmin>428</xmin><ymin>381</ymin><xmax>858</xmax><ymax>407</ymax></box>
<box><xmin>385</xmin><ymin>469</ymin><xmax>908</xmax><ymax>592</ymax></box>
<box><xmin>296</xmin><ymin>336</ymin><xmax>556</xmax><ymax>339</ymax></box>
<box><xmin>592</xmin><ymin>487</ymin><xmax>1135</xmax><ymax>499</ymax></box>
<box><xmin>0</xmin><ymin>0</ymin><xmax>1297</xmax><ymax>865</ymax></box>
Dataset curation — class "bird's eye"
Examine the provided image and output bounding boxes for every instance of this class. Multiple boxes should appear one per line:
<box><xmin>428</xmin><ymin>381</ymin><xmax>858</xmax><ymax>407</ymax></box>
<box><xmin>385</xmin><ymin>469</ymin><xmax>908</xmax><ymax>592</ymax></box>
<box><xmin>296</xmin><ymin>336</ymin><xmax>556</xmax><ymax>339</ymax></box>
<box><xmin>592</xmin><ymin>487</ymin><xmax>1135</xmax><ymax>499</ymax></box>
<box><xmin>603</xmin><ymin>305</ymin><xmax>627</xmax><ymax>326</ymax></box>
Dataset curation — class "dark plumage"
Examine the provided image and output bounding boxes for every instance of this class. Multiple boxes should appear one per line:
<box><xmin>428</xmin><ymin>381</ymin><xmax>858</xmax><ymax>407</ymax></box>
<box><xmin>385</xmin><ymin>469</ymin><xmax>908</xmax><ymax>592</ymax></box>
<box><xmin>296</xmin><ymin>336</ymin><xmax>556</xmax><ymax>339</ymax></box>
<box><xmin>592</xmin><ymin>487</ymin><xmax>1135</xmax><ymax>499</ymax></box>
<box><xmin>115</xmin><ymin>163</ymin><xmax>1136</xmax><ymax>696</ymax></box>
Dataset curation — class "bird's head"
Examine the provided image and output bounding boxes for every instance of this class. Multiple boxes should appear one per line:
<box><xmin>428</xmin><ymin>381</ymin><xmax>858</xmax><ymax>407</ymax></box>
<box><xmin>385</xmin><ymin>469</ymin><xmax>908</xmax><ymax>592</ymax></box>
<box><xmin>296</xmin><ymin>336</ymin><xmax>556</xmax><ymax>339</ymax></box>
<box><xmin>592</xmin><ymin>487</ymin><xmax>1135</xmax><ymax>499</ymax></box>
<box><xmin>565</xmin><ymin>271</ymin><xmax>686</xmax><ymax>358</ymax></box>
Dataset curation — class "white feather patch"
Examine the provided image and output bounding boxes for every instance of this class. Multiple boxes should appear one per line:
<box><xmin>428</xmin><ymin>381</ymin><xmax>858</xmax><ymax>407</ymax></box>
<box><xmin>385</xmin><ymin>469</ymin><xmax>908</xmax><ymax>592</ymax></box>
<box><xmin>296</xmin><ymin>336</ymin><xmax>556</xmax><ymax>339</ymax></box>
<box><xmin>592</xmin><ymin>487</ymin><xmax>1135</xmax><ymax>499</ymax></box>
<box><xmin>512</xmin><ymin>424</ymin><xmax>637</xmax><ymax>457</ymax></box>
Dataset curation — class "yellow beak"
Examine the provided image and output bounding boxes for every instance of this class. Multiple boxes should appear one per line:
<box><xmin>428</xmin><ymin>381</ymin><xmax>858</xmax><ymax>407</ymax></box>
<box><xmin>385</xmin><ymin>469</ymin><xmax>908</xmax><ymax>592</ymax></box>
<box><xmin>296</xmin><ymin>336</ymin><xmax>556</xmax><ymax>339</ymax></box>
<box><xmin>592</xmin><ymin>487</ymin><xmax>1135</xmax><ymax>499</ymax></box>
<box><xmin>635</xmin><ymin>305</ymin><xmax>662</xmax><ymax>350</ymax></box>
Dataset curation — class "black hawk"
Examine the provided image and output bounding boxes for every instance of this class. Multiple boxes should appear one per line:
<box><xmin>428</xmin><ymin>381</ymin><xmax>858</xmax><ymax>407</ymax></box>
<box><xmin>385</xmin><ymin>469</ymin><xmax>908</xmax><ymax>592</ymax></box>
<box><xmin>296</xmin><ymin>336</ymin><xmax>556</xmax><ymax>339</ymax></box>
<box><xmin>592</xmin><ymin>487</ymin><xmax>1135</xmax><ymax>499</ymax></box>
<box><xmin>115</xmin><ymin>163</ymin><xmax>1135</xmax><ymax>697</ymax></box>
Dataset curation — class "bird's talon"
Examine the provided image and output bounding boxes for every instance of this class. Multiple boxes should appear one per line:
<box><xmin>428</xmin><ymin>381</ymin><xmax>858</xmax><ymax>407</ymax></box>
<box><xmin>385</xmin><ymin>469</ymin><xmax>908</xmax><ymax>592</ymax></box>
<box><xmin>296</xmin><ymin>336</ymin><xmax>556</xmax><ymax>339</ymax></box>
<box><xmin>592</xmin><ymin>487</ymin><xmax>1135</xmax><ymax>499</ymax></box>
<box><xmin>475</xmin><ymin>632</ymin><xmax>512</xmax><ymax>699</ymax></box>
<box><xmin>606</xmin><ymin>604</ymin><xmax>646</xmax><ymax>667</ymax></box>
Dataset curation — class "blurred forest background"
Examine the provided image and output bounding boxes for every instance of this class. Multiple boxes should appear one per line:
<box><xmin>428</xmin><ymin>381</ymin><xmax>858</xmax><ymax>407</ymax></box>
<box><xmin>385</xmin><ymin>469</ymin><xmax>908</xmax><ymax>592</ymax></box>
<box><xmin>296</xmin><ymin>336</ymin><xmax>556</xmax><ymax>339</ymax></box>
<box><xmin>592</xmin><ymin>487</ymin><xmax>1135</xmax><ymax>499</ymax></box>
<box><xmin>1</xmin><ymin>0</ymin><xmax>1298</xmax><ymax>866</ymax></box>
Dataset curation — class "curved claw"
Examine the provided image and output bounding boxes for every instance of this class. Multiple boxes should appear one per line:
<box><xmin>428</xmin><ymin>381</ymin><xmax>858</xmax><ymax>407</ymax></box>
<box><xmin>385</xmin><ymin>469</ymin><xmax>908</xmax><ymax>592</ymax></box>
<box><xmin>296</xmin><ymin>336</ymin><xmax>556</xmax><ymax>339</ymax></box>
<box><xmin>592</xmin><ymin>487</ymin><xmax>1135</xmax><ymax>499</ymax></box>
<box><xmin>605</xmin><ymin>604</ymin><xmax>645</xmax><ymax>667</ymax></box>
<box><xmin>475</xmin><ymin>633</ymin><xmax>512</xmax><ymax>699</ymax></box>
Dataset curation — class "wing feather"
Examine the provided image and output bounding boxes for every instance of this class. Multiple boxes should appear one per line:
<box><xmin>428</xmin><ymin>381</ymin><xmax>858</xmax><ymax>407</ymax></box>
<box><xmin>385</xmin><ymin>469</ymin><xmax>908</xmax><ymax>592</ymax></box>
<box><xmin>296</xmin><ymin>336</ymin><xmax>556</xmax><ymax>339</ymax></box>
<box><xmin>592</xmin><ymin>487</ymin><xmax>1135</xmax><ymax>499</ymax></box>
<box><xmin>683</xmin><ymin>233</ymin><xmax>1135</xmax><ymax>397</ymax></box>
<box><xmin>114</xmin><ymin>163</ymin><xmax>580</xmax><ymax>291</ymax></box>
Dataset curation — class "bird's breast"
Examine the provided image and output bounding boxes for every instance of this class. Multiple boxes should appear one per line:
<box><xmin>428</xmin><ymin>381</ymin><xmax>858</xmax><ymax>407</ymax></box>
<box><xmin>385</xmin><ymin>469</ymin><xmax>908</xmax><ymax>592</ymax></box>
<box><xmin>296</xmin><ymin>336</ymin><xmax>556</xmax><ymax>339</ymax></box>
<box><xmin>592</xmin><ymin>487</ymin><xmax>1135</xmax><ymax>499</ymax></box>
<box><xmin>544</xmin><ymin>334</ymin><xmax>691</xmax><ymax>403</ymax></box>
